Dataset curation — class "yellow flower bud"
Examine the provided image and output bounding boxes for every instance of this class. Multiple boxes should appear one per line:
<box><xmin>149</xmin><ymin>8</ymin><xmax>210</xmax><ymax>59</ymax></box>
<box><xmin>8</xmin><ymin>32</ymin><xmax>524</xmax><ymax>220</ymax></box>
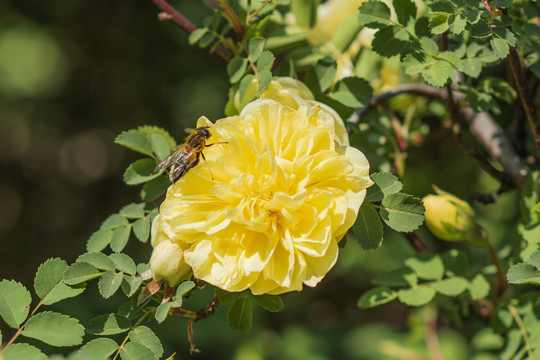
<box><xmin>423</xmin><ymin>187</ymin><xmax>486</xmax><ymax>247</ymax></box>
<box><xmin>150</xmin><ymin>239</ymin><xmax>192</xmax><ymax>287</ymax></box>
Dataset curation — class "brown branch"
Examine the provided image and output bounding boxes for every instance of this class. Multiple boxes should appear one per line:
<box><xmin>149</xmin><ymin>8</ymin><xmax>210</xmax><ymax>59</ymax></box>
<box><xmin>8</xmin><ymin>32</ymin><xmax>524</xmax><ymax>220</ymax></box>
<box><xmin>507</xmin><ymin>47</ymin><xmax>540</xmax><ymax>157</ymax></box>
<box><xmin>218</xmin><ymin>0</ymin><xmax>245</xmax><ymax>39</ymax></box>
<box><xmin>151</xmin><ymin>0</ymin><xmax>232</xmax><ymax>62</ymax></box>
<box><xmin>404</xmin><ymin>232</ymin><xmax>430</xmax><ymax>253</ymax></box>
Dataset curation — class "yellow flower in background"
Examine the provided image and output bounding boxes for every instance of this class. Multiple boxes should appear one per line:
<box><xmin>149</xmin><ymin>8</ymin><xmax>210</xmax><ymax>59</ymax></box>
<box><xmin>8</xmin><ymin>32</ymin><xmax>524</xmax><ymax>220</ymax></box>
<box><xmin>423</xmin><ymin>186</ymin><xmax>487</xmax><ymax>247</ymax></box>
<box><xmin>152</xmin><ymin>99</ymin><xmax>372</xmax><ymax>294</ymax></box>
<box><xmin>235</xmin><ymin>76</ymin><xmax>349</xmax><ymax>146</ymax></box>
<box><xmin>307</xmin><ymin>0</ymin><xmax>366</xmax><ymax>45</ymax></box>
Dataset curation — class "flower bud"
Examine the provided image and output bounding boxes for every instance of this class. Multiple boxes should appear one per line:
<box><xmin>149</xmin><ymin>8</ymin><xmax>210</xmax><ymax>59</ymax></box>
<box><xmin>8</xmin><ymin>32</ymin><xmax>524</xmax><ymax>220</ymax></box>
<box><xmin>150</xmin><ymin>239</ymin><xmax>192</xmax><ymax>287</ymax></box>
<box><xmin>423</xmin><ymin>186</ymin><xmax>487</xmax><ymax>247</ymax></box>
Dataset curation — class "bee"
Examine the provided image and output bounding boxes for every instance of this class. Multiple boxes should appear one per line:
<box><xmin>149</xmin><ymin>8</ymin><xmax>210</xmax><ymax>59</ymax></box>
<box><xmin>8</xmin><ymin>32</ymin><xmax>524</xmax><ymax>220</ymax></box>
<box><xmin>153</xmin><ymin>126</ymin><xmax>226</xmax><ymax>183</ymax></box>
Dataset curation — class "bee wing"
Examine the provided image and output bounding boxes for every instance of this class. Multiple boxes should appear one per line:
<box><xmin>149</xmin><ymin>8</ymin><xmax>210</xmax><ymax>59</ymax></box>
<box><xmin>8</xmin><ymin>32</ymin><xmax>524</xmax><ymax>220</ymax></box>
<box><xmin>152</xmin><ymin>146</ymin><xmax>185</xmax><ymax>174</ymax></box>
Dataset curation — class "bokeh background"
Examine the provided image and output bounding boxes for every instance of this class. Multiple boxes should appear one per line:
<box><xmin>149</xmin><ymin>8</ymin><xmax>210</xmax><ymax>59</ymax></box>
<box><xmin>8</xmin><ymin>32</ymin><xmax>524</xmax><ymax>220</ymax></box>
<box><xmin>0</xmin><ymin>1</ymin><xmax>519</xmax><ymax>359</ymax></box>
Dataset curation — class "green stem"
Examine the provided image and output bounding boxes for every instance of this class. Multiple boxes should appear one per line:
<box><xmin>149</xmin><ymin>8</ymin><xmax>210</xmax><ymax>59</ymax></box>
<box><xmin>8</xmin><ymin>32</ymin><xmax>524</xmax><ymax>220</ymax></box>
<box><xmin>5</xmin><ymin>300</ymin><xmax>44</xmax><ymax>348</ymax></box>
<box><xmin>217</xmin><ymin>0</ymin><xmax>245</xmax><ymax>40</ymax></box>
<box><xmin>112</xmin><ymin>311</ymin><xmax>151</xmax><ymax>360</ymax></box>
<box><xmin>246</xmin><ymin>0</ymin><xmax>270</xmax><ymax>23</ymax></box>
<box><xmin>507</xmin><ymin>303</ymin><xmax>534</xmax><ymax>359</ymax></box>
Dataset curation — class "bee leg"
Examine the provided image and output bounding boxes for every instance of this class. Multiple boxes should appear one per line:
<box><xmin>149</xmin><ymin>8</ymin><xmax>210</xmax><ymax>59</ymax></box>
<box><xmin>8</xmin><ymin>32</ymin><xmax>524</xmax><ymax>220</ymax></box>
<box><xmin>200</xmin><ymin>152</ymin><xmax>214</xmax><ymax>180</ymax></box>
<box><xmin>204</xmin><ymin>141</ymin><xmax>228</xmax><ymax>147</ymax></box>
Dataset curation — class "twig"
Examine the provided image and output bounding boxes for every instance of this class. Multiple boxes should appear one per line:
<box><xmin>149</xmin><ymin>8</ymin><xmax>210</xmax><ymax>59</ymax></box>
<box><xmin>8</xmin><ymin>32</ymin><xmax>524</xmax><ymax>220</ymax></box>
<box><xmin>507</xmin><ymin>303</ymin><xmax>534</xmax><ymax>360</ymax></box>
<box><xmin>404</xmin><ymin>232</ymin><xmax>430</xmax><ymax>253</ymax></box>
<box><xmin>246</xmin><ymin>0</ymin><xmax>270</xmax><ymax>23</ymax></box>
<box><xmin>218</xmin><ymin>0</ymin><xmax>245</xmax><ymax>39</ymax></box>
<box><xmin>485</xmin><ymin>242</ymin><xmax>508</xmax><ymax>299</ymax></box>
<box><xmin>151</xmin><ymin>0</ymin><xmax>232</xmax><ymax>62</ymax></box>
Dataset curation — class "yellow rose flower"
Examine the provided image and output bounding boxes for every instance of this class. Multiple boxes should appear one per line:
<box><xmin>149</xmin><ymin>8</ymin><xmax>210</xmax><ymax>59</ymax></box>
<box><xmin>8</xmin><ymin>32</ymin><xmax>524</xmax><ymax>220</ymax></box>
<box><xmin>235</xmin><ymin>76</ymin><xmax>349</xmax><ymax>146</ymax></box>
<box><xmin>154</xmin><ymin>99</ymin><xmax>372</xmax><ymax>294</ymax></box>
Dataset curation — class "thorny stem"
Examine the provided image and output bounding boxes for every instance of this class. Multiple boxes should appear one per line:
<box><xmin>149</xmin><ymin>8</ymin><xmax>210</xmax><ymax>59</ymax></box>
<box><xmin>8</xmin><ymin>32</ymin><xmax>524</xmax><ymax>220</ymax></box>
<box><xmin>170</xmin><ymin>294</ymin><xmax>219</xmax><ymax>320</ymax></box>
<box><xmin>507</xmin><ymin>303</ymin><xmax>534</xmax><ymax>359</ymax></box>
<box><xmin>151</xmin><ymin>0</ymin><xmax>232</xmax><ymax>62</ymax></box>
<box><xmin>507</xmin><ymin>46</ymin><xmax>540</xmax><ymax>158</ymax></box>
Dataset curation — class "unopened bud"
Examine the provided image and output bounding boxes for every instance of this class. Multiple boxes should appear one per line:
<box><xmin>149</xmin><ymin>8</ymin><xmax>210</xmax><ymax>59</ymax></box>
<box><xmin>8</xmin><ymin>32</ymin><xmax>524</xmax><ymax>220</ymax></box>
<box><xmin>150</xmin><ymin>239</ymin><xmax>192</xmax><ymax>287</ymax></box>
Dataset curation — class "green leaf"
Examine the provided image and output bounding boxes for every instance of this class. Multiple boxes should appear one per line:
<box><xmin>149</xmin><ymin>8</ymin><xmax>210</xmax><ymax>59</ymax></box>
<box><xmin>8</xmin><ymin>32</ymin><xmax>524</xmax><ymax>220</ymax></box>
<box><xmin>227</xmin><ymin>57</ymin><xmax>248</xmax><ymax>84</ymax></box>
<box><xmin>429</xmin><ymin>14</ymin><xmax>449</xmax><ymax>34</ymax></box>
<box><xmin>256</xmin><ymin>68</ymin><xmax>272</xmax><ymax>95</ymax></box>
<box><xmin>493</xmin><ymin>0</ymin><xmax>512</xmax><ymax>7</ymax></box>
<box><xmin>420</xmin><ymin>37</ymin><xmax>438</xmax><ymax>55</ymax></box>
<box><xmin>256</xmin><ymin>51</ymin><xmax>275</xmax><ymax>73</ymax></box>
<box><xmin>120</xmin><ymin>341</ymin><xmax>158</xmax><ymax>360</ymax></box>
<box><xmin>421</xmin><ymin>59</ymin><xmax>454</xmax><ymax>87</ymax></box>
<box><xmin>462</xmin><ymin>57</ymin><xmax>482</xmax><ymax>78</ymax></box>
<box><xmin>372</xmin><ymin>268</ymin><xmax>412</xmax><ymax>287</ymax></box>
<box><xmin>304</xmin><ymin>57</ymin><xmax>337</xmax><ymax>93</ymax></box>
<box><xmin>365</xmin><ymin>172</ymin><xmax>403</xmax><ymax>202</ymax></box>
<box><xmin>109</xmin><ymin>254</ymin><xmax>137</xmax><ymax>275</ymax></box>
<box><xmin>64</xmin><ymin>262</ymin><xmax>102</xmax><ymax>285</ymax></box>
<box><xmin>398</xmin><ymin>286</ymin><xmax>436</xmax><ymax>306</ymax></box>
<box><xmin>188</xmin><ymin>28</ymin><xmax>207</xmax><ymax>45</ymax></box>
<box><xmin>86</xmin><ymin>313</ymin><xmax>131</xmax><ymax>335</ymax></box>
<box><xmin>136</xmin><ymin>126</ymin><xmax>176</xmax><ymax>150</ymax></box>
<box><xmin>490</xmin><ymin>37</ymin><xmax>509</xmax><ymax>59</ymax></box>
<box><xmin>450</xmin><ymin>14</ymin><xmax>466</xmax><ymax>34</ymax></box>
<box><xmin>175</xmin><ymin>281</ymin><xmax>195</xmax><ymax>298</ymax></box>
<box><xmin>507</xmin><ymin>263</ymin><xmax>540</xmax><ymax>285</ymax></box>
<box><xmin>129</xmin><ymin>326</ymin><xmax>163</xmax><ymax>359</ymax></box>
<box><xmin>479</xmin><ymin>76</ymin><xmax>517</xmax><ymax>103</ymax></box>
<box><xmin>77</xmin><ymin>252</ymin><xmax>116</xmax><ymax>272</ymax></box>
<box><xmin>227</xmin><ymin>296</ymin><xmax>253</xmax><ymax>333</ymax></box>
<box><xmin>291</xmin><ymin>0</ymin><xmax>317</xmax><ymax>28</ymax></box>
<box><xmin>155</xmin><ymin>303</ymin><xmax>172</xmax><ymax>324</ymax></box>
<box><xmin>358</xmin><ymin>0</ymin><xmax>392</xmax><ymax>28</ymax></box>
<box><xmin>100</xmin><ymin>214</ymin><xmax>129</xmax><ymax>230</ymax></box>
<box><xmin>0</xmin><ymin>280</ymin><xmax>31</xmax><ymax>328</ymax></box>
<box><xmin>252</xmin><ymin>294</ymin><xmax>284</xmax><ymax>312</ymax></box>
<box><xmin>394</xmin><ymin>0</ymin><xmax>417</xmax><ymax>26</ymax></box>
<box><xmin>430</xmin><ymin>277</ymin><xmax>469</xmax><ymax>296</ymax></box>
<box><xmin>121</xmin><ymin>276</ymin><xmax>144</xmax><ymax>297</ymax></box>
<box><xmin>358</xmin><ymin>287</ymin><xmax>397</xmax><ymax>308</ymax></box>
<box><xmin>379</xmin><ymin>193</ymin><xmax>425</xmax><ymax>232</ymax></box>
<box><xmin>439</xmin><ymin>51</ymin><xmax>464</xmax><ymax>71</ymax></box>
<box><xmin>124</xmin><ymin>159</ymin><xmax>161</xmax><ymax>186</ymax></box>
<box><xmin>248</xmin><ymin>37</ymin><xmax>265</xmax><ymax>62</ymax></box>
<box><xmin>21</xmin><ymin>311</ymin><xmax>84</xmax><ymax>347</ymax></box>
<box><xmin>149</xmin><ymin>133</ymin><xmax>171</xmax><ymax>161</ymax></box>
<box><xmin>528</xmin><ymin>250</ymin><xmax>540</xmax><ymax>270</ymax></box>
<box><xmin>238</xmin><ymin>74</ymin><xmax>256</xmax><ymax>108</ymax></box>
<box><xmin>133</xmin><ymin>217</ymin><xmax>151</xmax><ymax>243</ymax></box>
<box><xmin>110</xmin><ymin>226</ymin><xmax>131</xmax><ymax>253</ymax></box>
<box><xmin>115</xmin><ymin>131</ymin><xmax>153</xmax><ymax>157</ymax></box>
<box><xmin>215</xmin><ymin>288</ymin><xmax>247</xmax><ymax>304</ymax></box>
<box><xmin>77</xmin><ymin>338</ymin><xmax>118</xmax><ymax>359</ymax></box>
<box><xmin>469</xmin><ymin>274</ymin><xmax>490</xmax><ymax>300</ymax></box>
<box><xmin>34</xmin><ymin>258</ymin><xmax>84</xmax><ymax>305</ymax></box>
<box><xmin>354</xmin><ymin>205</ymin><xmax>384</xmax><ymax>249</ymax></box>
<box><xmin>98</xmin><ymin>271</ymin><xmax>124</xmax><ymax>299</ymax></box>
<box><xmin>404</xmin><ymin>255</ymin><xmax>444</xmax><ymax>280</ymax></box>
<box><xmin>119</xmin><ymin>203</ymin><xmax>145</xmax><ymax>219</ymax></box>
<box><xmin>327</xmin><ymin>76</ymin><xmax>373</xmax><ymax>108</ymax></box>
<box><xmin>86</xmin><ymin>229</ymin><xmax>113</xmax><ymax>252</ymax></box>
<box><xmin>140</xmin><ymin>176</ymin><xmax>171</xmax><ymax>202</ymax></box>
<box><xmin>372</xmin><ymin>26</ymin><xmax>410</xmax><ymax>58</ymax></box>
<box><xmin>1</xmin><ymin>343</ymin><xmax>46</xmax><ymax>360</ymax></box>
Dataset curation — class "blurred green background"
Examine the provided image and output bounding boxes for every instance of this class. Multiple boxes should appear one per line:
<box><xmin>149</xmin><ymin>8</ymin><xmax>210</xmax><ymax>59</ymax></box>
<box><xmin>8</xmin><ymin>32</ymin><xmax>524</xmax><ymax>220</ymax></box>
<box><xmin>0</xmin><ymin>1</ymin><xmax>520</xmax><ymax>359</ymax></box>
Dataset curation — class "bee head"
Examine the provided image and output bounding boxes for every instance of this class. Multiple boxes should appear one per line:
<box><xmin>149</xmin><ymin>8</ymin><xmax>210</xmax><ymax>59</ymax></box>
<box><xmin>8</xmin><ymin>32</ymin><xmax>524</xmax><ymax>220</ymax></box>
<box><xmin>198</xmin><ymin>126</ymin><xmax>211</xmax><ymax>139</ymax></box>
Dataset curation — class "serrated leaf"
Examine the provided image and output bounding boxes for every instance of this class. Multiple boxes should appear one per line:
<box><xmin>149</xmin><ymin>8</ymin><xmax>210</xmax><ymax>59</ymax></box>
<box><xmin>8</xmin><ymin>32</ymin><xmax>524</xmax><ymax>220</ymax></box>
<box><xmin>421</xmin><ymin>60</ymin><xmax>454</xmax><ymax>87</ymax></box>
<box><xmin>379</xmin><ymin>193</ymin><xmax>425</xmax><ymax>232</ymax></box>
<box><xmin>155</xmin><ymin>303</ymin><xmax>172</xmax><ymax>324</ymax></box>
<box><xmin>86</xmin><ymin>313</ymin><xmax>131</xmax><ymax>335</ymax></box>
<box><xmin>124</xmin><ymin>159</ymin><xmax>161</xmax><ymax>186</ymax></box>
<box><xmin>372</xmin><ymin>26</ymin><xmax>410</xmax><ymax>58</ymax></box>
<box><xmin>227</xmin><ymin>296</ymin><xmax>253</xmax><ymax>333</ymax></box>
<box><xmin>358</xmin><ymin>287</ymin><xmax>397</xmax><ymax>308</ymax></box>
<box><xmin>439</xmin><ymin>51</ymin><xmax>464</xmax><ymax>71</ymax></box>
<box><xmin>529</xmin><ymin>250</ymin><xmax>540</xmax><ymax>270</ymax></box>
<box><xmin>365</xmin><ymin>172</ymin><xmax>403</xmax><ymax>202</ymax></box>
<box><xmin>398</xmin><ymin>286</ymin><xmax>436</xmax><ymax>306</ymax></box>
<box><xmin>115</xmin><ymin>131</ymin><xmax>153</xmax><ymax>157</ymax></box>
<box><xmin>430</xmin><ymin>277</ymin><xmax>469</xmax><ymax>296</ymax></box>
<box><xmin>358</xmin><ymin>0</ymin><xmax>392</xmax><ymax>28</ymax></box>
<box><xmin>21</xmin><ymin>311</ymin><xmax>84</xmax><ymax>347</ymax></box>
<box><xmin>304</xmin><ymin>57</ymin><xmax>337</xmax><ymax>93</ymax></box>
<box><xmin>129</xmin><ymin>326</ymin><xmax>163</xmax><ymax>359</ymax></box>
<box><xmin>469</xmin><ymin>274</ymin><xmax>490</xmax><ymax>300</ymax></box>
<box><xmin>109</xmin><ymin>254</ymin><xmax>137</xmax><ymax>275</ymax></box>
<box><xmin>327</xmin><ymin>76</ymin><xmax>373</xmax><ymax>108</ymax></box>
<box><xmin>175</xmin><ymin>281</ymin><xmax>195</xmax><ymax>298</ymax></box>
<box><xmin>77</xmin><ymin>338</ymin><xmax>118</xmax><ymax>359</ymax></box>
<box><xmin>252</xmin><ymin>294</ymin><xmax>284</xmax><ymax>312</ymax></box>
<box><xmin>121</xmin><ymin>276</ymin><xmax>144</xmax><ymax>297</ymax></box>
<box><xmin>136</xmin><ymin>126</ymin><xmax>176</xmax><ymax>150</ymax></box>
<box><xmin>493</xmin><ymin>0</ymin><xmax>512</xmax><ymax>7</ymax></box>
<box><xmin>149</xmin><ymin>134</ymin><xmax>171</xmax><ymax>161</ymax></box>
<box><xmin>248</xmin><ymin>37</ymin><xmax>265</xmax><ymax>62</ymax></box>
<box><xmin>86</xmin><ymin>229</ymin><xmax>113</xmax><ymax>253</ymax></box>
<box><xmin>354</xmin><ymin>205</ymin><xmax>384</xmax><ymax>249</ymax></box>
<box><xmin>479</xmin><ymin>76</ymin><xmax>517</xmax><ymax>103</ymax></box>
<box><xmin>256</xmin><ymin>51</ymin><xmax>275</xmax><ymax>73</ymax></box>
<box><xmin>140</xmin><ymin>176</ymin><xmax>171</xmax><ymax>202</ymax></box>
<box><xmin>227</xmin><ymin>57</ymin><xmax>248</xmax><ymax>84</ymax></box>
<box><xmin>394</xmin><ymin>0</ymin><xmax>417</xmax><ymax>26</ymax></box>
<box><xmin>238</xmin><ymin>74</ymin><xmax>256</xmax><ymax>108</ymax></box>
<box><xmin>98</xmin><ymin>271</ymin><xmax>124</xmax><ymax>299</ymax></box>
<box><xmin>0</xmin><ymin>280</ymin><xmax>31</xmax><ymax>328</ymax></box>
<box><xmin>507</xmin><ymin>263</ymin><xmax>540</xmax><ymax>285</ymax></box>
<box><xmin>34</xmin><ymin>258</ymin><xmax>84</xmax><ymax>305</ymax></box>
<box><xmin>1</xmin><ymin>343</ymin><xmax>46</xmax><ymax>360</ymax></box>
<box><xmin>429</xmin><ymin>14</ymin><xmax>449</xmax><ymax>34</ymax></box>
<box><xmin>64</xmin><ymin>262</ymin><xmax>102</xmax><ymax>285</ymax></box>
<box><xmin>256</xmin><ymin>68</ymin><xmax>272</xmax><ymax>95</ymax></box>
<box><xmin>133</xmin><ymin>217</ymin><xmax>150</xmax><ymax>243</ymax></box>
<box><xmin>77</xmin><ymin>252</ymin><xmax>116</xmax><ymax>272</ymax></box>
<box><xmin>462</xmin><ymin>57</ymin><xmax>482</xmax><ymax>78</ymax></box>
<box><xmin>404</xmin><ymin>255</ymin><xmax>444</xmax><ymax>280</ymax></box>
<box><xmin>110</xmin><ymin>226</ymin><xmax>131</xmax><ymax>253</ymax></box>
<box><xmin>420</xmin><ymin>37</ymin><xmax>438</xmax><ymax>55</ymax></box>
<box><xmin>120</xmin><ymin>341</ymin><xmax>158</xmax><ymax>360</ymax></box>
<box><xmin>119</xmin><ymin>203</ymin><xmax>145</xmax><ymax>219</ymax></box>
<box><xmin>490</xmin><ymin>37</ymin><xmax>509</xmax><ymax>59</ymax></box>
<box><xmin>451</xmin><ymin>14</ymin><xmax>466</xmax><ymax>34</ymax></box>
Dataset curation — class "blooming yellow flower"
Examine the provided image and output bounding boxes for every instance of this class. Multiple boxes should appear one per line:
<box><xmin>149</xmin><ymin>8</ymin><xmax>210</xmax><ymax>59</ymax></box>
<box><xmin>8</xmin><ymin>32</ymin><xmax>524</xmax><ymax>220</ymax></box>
<box><xmin>152</xmin><ymin>99</ymin><xmax>372</xmax><ymax>294</ymax></box>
